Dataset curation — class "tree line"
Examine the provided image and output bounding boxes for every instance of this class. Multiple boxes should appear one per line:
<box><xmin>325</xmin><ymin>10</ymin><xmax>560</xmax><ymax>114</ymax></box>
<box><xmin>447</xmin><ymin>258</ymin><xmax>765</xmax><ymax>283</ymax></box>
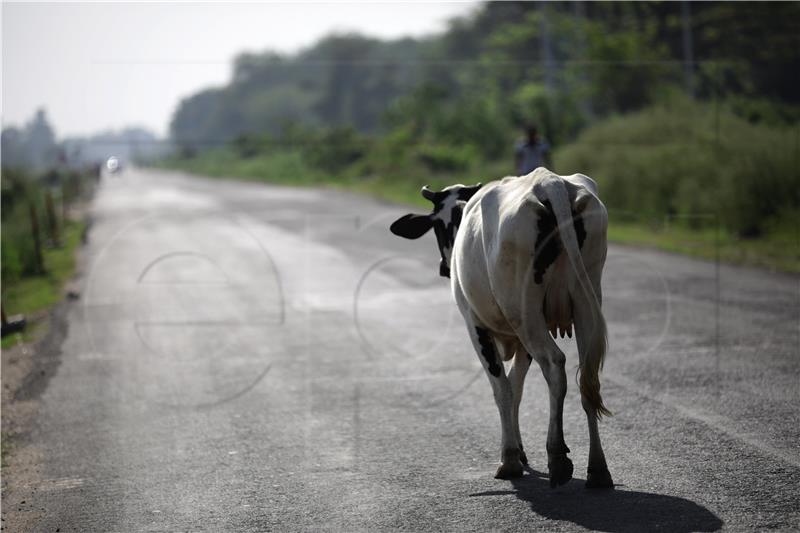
<box><xmin>170</xmin><ymin>1</ymin><xmax>799</xmax><ymax>152</ymax></box>
<box><xmin>165</xmin><ymin>1</ymin><xmax>798</xmax><ymax>245</ymax></box>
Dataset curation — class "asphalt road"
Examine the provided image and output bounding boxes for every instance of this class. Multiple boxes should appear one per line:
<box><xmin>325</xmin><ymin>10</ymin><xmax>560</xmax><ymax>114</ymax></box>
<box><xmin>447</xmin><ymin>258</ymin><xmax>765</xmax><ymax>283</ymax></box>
<box><xmin>4</xmin><ymin>167</ymin><xmax>799</xmax><ymax>532</ymax></box>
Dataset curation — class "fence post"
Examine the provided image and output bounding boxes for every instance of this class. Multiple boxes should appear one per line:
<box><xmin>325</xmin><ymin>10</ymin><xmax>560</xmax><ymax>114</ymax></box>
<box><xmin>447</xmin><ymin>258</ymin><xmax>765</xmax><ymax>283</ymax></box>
<box><xmin>45</xmin><ymin>189</ymin><xmax>61</xmax><ymax>246</ymax></box>
<box><xmin>61</xmin><ymin>185</ymin><xmax>69</xmax><ymax>223</ymax></box>
<box><xmin>29</xmin><ymin>202</ymin><xmax>45</xmax><ymax>274</ymax></box>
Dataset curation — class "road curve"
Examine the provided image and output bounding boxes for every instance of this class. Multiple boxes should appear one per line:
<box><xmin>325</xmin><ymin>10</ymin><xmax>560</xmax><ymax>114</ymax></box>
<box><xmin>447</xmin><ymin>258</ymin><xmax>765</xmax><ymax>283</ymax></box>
<box><xmin>3</xmin><ymin>167</ymin><xmax>798</xmax><ymax>532</ymax></box>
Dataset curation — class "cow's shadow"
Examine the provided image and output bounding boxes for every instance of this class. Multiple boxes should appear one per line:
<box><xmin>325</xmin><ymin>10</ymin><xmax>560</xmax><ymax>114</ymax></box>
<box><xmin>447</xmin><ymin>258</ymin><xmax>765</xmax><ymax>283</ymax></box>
<box><xmin>470</xmin><ymin>469</ymin><xmax>723</xmax><ymax>533</ymax></box>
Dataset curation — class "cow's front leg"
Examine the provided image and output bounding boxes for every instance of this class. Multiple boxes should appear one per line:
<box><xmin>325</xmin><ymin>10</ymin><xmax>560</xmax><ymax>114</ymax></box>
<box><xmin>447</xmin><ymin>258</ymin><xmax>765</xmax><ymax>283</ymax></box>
<box><xmin>468</xmin><ymin>323</ymin><xmax>523</xmax><ymax>479</ymax></box>
<box><xmin>531</xmin><ymin>344</ymin><xmax>573</xmax><ymax>487</ymax></box>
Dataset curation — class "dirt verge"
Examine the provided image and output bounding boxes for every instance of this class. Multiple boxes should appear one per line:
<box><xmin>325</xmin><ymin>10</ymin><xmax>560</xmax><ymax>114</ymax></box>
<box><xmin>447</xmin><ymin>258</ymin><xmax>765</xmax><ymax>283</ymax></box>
<box><xmin>1</xmin><ymin>215</ymin><xmax>90</xmax><ymax>532</ymax></box>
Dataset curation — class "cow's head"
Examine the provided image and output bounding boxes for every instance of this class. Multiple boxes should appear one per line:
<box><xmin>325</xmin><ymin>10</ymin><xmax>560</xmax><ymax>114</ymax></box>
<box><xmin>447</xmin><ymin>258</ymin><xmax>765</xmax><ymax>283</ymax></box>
<box><xmin>390</xmin><ymin>183</ymin><xmax>482</xmax><ymax>278</ymax></box>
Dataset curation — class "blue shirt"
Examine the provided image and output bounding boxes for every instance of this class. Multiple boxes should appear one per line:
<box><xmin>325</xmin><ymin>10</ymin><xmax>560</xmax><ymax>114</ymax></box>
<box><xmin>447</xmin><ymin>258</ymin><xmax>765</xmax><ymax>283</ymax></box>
<box><xmin>515</xmin><ymin>140</ymin><xmax>550</xmax><ymax>174</ymax></box>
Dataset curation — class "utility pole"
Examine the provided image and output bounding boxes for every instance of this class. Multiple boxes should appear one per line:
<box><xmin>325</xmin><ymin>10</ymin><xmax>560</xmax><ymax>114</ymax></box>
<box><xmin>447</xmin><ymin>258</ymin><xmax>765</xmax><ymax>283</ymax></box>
<box><xmin>45</xmin><ymin>189</ymin><xmax>60</xmax><ymax>246</ymax></box>
<box><xmin>540</xmin><ymin>2</ymin><xmax>556</xmax><ymax>94</ymax></box>
<box><xmin>29</xmin><ymin>202</ymin><xmax>44</xmax><ymax>274</ymax></box>
<box><xmin>573</xmin><ymin>0</ymin><xmax>593</xmax><ymax>119</ymax></box>
<box><xmin>682</xmin><ymin>0</ymin><xmax>695</xmax><ymax>98</ymax></box>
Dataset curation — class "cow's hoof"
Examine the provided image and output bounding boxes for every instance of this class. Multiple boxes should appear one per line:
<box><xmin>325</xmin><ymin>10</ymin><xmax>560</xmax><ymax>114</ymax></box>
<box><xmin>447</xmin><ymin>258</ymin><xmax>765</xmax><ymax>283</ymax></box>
<box><xmin>519</xmin><ymin>448</ymin><xmax>529</xmax><ymax>466</ymax></box>
<box><xmin>496</xmin><ymin>447</ymin><xmax>524</xmax><ymax>479</ymax></box>
<box><xmin>548</xmin><ymin>454</ymin><xmax>573</xmax><ymax>488</ymax></box>
<box><xmin>495</xmin><ymin>461</ymin><xmax>524</xmax><ymax>479</ymax></box>
<box><xmin>585</xmin><ymin>467</ymin><xmax>614</xmax><ymax>489</ymax></box>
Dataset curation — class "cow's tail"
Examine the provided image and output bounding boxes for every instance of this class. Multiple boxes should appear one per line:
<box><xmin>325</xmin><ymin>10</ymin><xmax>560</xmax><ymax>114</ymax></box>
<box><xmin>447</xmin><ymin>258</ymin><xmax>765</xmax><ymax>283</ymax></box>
<box><xmin>543</xmin><ymin>177</ymin><xmax>611</xmax><ymax>419</ymax></box>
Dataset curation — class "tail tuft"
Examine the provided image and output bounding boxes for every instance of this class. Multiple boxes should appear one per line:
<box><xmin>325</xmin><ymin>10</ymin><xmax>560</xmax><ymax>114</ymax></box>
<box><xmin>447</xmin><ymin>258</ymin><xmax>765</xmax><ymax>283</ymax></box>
<box><xmin>579</xmin><ymin>370</ymin><xmax>612</xmax><ymax>420</ymax></box>
<box><xmin>578</xmin><ymin>296</ymin><xmax>611</xmax><ymax>420</ymax></box>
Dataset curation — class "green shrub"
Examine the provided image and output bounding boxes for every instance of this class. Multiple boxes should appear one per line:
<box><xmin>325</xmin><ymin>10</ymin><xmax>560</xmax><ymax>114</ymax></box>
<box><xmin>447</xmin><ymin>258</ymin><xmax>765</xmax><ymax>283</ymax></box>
<box><xmin>1</xmin><ymin>238</ymin><xmax>22</xmax><ymax>285</ymax></box>
<box><xmin>231</xmin><ymin>134</ymin><xmax>265</xmax><ymax>159</ymax></box>
<box><xmin>415</xmin><ymin>143</ymin><xmax>476</xmax><ymax>172</ymax></box>
<box><xmin>303</xmin><ymin>126</ymin><xmax>368</xmax><ymax>173</ymax></box>
<box><xmin>554</xmin><ymin>98</ymin><xmax>800</xmax><ymax>237</ymax></box>
<box><xmin>1</xmin><ymin>169</ymin><xmax>42</xmax><ymax>278</ymax></box>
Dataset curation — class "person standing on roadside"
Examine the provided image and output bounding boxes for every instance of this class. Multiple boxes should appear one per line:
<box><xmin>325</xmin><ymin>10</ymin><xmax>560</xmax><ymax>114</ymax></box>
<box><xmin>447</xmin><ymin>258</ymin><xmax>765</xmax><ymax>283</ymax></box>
<box><xmin>514</xmin><ymin>124</ymin><xmax>552</xmax><ymax>175</ymax></box>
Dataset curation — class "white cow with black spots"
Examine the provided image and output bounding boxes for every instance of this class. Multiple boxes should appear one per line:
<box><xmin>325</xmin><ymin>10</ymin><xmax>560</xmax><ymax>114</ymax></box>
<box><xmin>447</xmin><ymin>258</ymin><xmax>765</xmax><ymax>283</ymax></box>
<box><xmin>390</xmin><ymin>167</ymin><xmax>613</xmax><ymax>488</ymax></box>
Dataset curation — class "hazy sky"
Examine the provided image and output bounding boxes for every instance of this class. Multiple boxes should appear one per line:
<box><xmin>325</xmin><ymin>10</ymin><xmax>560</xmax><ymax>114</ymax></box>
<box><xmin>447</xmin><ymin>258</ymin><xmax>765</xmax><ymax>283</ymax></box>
<box><xmin>2</xmin><ymin>2</ymin><xmax>477</xmax><ymax>138</ymax></box>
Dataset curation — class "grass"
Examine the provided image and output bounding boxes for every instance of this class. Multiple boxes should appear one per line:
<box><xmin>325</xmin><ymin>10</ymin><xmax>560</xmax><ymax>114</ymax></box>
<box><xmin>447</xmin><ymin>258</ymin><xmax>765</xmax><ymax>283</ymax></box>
<box><xmin>163</xmin><ymin>148</ymin><xmax>327</xmax><ymax>187</ymax></box>
<box><xmin>159</xmin><ymin>148</ymin><xmax>510</xmax><ymax>208</ymax></box>
<box><xmin>608</xmin><ymin>220</ymin><xmax>799</xmax><ymax>273</ymax></box>
<box><xmin>1</xmin><ymin>323</ymin><xmax>44</xmax><ymax>350</ymax></box>
<box><xmin>1</xmin><ymin>219</ymin><xmax>85</xmax><ymax>346</ymax></box>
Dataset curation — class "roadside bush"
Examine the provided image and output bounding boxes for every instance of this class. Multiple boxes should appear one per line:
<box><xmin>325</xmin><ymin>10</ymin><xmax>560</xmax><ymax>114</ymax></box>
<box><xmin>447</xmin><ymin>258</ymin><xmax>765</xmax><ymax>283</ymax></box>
<box><xmin>554</xmin><ymin>98</ymin><xmax>799</xmax><ymax>237</ymax></box>
<box><xmin>2</xmin><ymin>167</ymin><xmax>96</xmax><ymax>287</ymax></box>
<box><xmin>415</xmin><ymin>143</ymin><xmax>476</xmax><ymax>172</ymax></box>
<box><xmin>510</xmin><ymin>82</ymin><xmax>586</xmax><ymax>148</ymax></box>
<box><xmin>303</xmin><ymin>126</ymin><xmax>368</xmax><ymax>174</ymax></box>
<box><xmin>231</xmin><ymin>134</ymin><xmax>265</xmax><ymax>159</ymax></box>
<box><xmin>1</xmin><ymin>238</ymin><xmax>23</xmax><ymax>285</ymax></box>
<box><xmin>1</xmin><ymin>170</ymin><xmax>41</xmax><ymax>279</ymax></box>
<box><xmin>2</xmin><ymin>204</ymin><xmax>41</xmax><ymax>279</ymax></box>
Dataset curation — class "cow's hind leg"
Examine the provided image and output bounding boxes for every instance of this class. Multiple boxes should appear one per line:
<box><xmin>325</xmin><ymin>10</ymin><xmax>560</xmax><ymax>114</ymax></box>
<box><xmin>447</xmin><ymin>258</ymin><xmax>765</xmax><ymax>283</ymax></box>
<box><xmin>466</xmin><ymin>318</ymin><xmax>523</xmax><ymax>479</ymax></box>
<box><xmin>517</xmin><ymin>328</ymin><xmax>573</xmax><ymax>487</ymax></box>
<box><xmin>507</xmin><ymin>348</ymin><xmax>532</xmax><ymax>465</ymax></box>
<box><xmin>581</xmin><ymin>397</ymin><xmax>613</xmax><ymax>488</ymax></box>
<box><xmin>574</xmin><ymin>298</ymin><xmax>614</xmax><ymax>489</ymax></box>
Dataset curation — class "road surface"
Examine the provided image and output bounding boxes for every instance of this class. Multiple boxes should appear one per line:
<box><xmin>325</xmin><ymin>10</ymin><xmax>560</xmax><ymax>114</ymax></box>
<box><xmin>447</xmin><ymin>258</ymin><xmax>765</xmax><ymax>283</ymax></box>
<box><xmin>3</xmin><ymin>167</ymin><xmax>799</xmax><ymax>531</ymax></box>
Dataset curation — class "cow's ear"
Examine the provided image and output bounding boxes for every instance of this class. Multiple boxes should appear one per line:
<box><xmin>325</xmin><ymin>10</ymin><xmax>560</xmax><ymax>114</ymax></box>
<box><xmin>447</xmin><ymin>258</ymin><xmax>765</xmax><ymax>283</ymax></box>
<box><xmin>390</xmin><ymin>214</ymin><xmax>433</xmax><ymax>239</ymax></box>
<box><xmin>421</xmin><ymin>185</ymin><xmax>447</xmax><ymax>205</ymax></box>
<box><xmin>458</xmin><ymin>183</ymin><xmax>483</xmax><ymax>202</ymax></box>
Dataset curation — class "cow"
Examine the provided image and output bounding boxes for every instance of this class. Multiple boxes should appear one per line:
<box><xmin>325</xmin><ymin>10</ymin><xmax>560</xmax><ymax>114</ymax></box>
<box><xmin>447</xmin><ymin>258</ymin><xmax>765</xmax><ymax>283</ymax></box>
<box><xmin>390</xmin><ymin>167</ymin><xmax>613</xmax><ymax>489</ymax></box>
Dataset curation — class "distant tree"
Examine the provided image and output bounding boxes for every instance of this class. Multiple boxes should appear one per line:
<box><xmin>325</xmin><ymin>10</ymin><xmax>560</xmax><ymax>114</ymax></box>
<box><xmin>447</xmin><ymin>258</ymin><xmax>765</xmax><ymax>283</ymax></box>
<box><xmin>170</xmin><ymin>88</ymin><xmax>228</xmax><ymax>151</ymax></box>
<box><xmin>167</xmin><ymin>1</ymin><xmax>800</xmax><ymax>152</ymax></box>
<box><xmin>25</xmin><ymin>109</ymin><xmax>58</xmax><ymax>169</ymax></box>
<box><xmin>1</xmin><ymin>108</ymin><xmax>59</xmax><ymax>171</ymax></box>
<box><xmin>1</xmin><ymin>127</ymin><xmax>26</xmax><ymax>168</ymax></box>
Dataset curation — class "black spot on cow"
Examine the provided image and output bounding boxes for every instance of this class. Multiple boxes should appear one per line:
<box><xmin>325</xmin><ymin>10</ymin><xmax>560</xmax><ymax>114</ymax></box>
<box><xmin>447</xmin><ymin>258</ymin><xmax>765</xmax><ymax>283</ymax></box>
<box><xmin>475</xmin><ymin>326</ymin><xmax>502</xmax><ymax>377</ymax></box>
<box><xmin>573</xmin><ymin>208</ymin><xmax>587</xmax><ymax>250</ymax></box>
<box><xmin>439</xmin><ymin>258</ymin><xmax>450</xmax><ymax>278</ymax></box>
<box><xmin>446</xmin><ymin>204</ymin><xmax>462</xmax><ymax>245</ymax></box>
<box><xmin>533</xmin><ymin>200</ymin><xmax>560</xmax><ymax>284</ymax></box>
<box><xmin>533</xmin><ymin>200</ymin><xmax>589</xmax><ymax>284</ymax></box>
<box><xmin>432</xmin><ymin>220</ymin><xmax>450</xmax><ymax>278</ymax></box>
<box><xmin>429</xmin><ymin>201</ymin><xmax>466</xmax><ymax>279</ymax></box>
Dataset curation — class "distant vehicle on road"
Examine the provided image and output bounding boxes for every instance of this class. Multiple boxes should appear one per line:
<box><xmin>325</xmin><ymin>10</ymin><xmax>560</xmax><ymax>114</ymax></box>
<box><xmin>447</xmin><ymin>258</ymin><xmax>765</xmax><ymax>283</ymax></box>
<box><xmin>106</xmin><ymin>156</ymin><xmax>122</xmax><ymax>174</ymax></box>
